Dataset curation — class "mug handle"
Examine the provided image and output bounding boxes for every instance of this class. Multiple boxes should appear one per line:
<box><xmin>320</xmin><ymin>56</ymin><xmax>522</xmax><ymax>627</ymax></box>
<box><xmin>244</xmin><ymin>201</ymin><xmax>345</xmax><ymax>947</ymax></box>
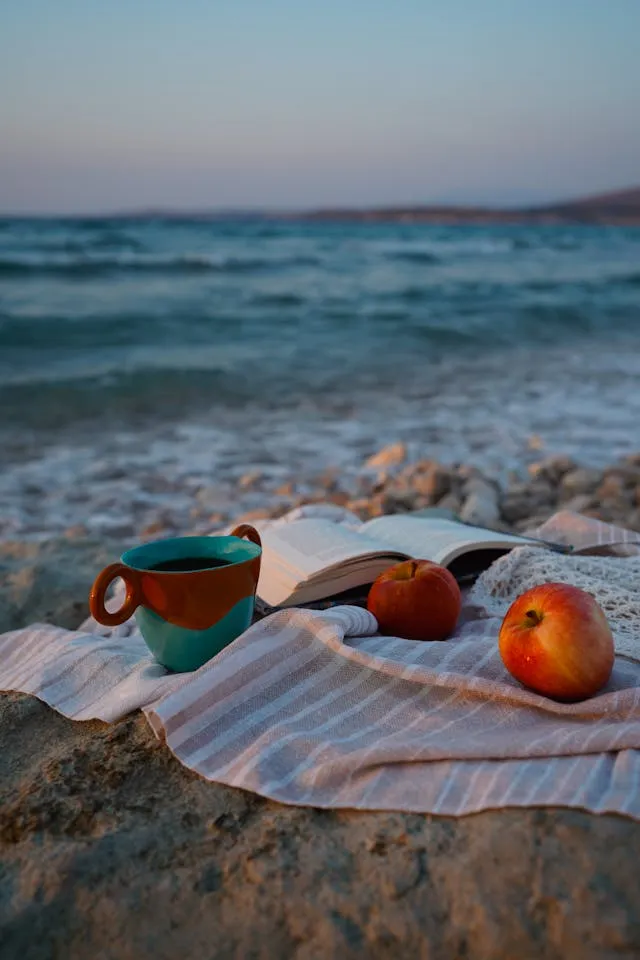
<box><xmin>229</xmin><ymin>523</ymin><xmax>262</xmax><ymax>549</ymax></box>
<box><xmin>229</xmin><ymin>524</ymin><xmax>262</xmax><ymax>585</ymax></box>
<box><xmin>89</xmin><ymin>562</ymin><xmax>142</xmax><ymax>627</ymax></box>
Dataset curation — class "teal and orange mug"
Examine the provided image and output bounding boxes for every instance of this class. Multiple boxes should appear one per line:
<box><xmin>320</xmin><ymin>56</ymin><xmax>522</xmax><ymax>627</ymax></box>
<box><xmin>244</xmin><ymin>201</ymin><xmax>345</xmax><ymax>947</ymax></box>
<box><xmin>89</xmin><ymin>524</ymin><xmax>262</xmax><ymax>672</ymax></box>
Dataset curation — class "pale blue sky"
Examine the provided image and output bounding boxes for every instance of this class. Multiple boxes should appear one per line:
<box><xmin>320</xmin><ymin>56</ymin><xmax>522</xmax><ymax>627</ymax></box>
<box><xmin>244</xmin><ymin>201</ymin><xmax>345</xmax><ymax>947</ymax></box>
<box><xmin>1</xmin><ymin>0</ymin><xmax>639</xmax><ymax>213</ymax></box>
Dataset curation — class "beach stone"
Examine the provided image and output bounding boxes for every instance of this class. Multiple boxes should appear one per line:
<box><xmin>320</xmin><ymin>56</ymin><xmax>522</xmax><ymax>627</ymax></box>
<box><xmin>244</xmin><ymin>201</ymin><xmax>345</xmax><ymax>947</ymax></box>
<box><xmin>63</xmin><ymin>524</ymin><xmax>90</xmax><ymax>540</ymax></box>
<box><xmin>559</xmin><ymin>468</ymin><xmax>603</xmax><ymax>500</ymax></box>
<box><xmin>327</xmin><ymin>491</ymin><xmax>351</xmax><ymax>507</ymax></box>
<box><xmin>435</xmin><ymin>493</ymin><xmax>463</xmax><ymax>515</ymax></box>
<box><xmin>232</xmin><ymin>508</ymin><xmax>273</xmax><ymax>524</ymax></box>
<box><xmin>528</xmin><ymin>454</ymin><xmax>577</xmax><ymax>485</ymax></box>
<box><xmin>366</xmin><ymin>494</ymin><xmax>386</xmax><ymax>517</ymax></box>
<box><xmin>207</xmin><ymin>512</ymin><xmax>228</xmax><ymax>527</ymax></box>
<box><xmin>194</xmin><ymin>486</ymin><xmax>231</xmax><ymax>510</ymax></box>
<box><xmin>607</xmin><ymin>464</ymin><xmax>640</xmax><ymax>487</ymax></box>
<box><xmin>513</xmin><ymin>511</ymin><xmax>556</xmax><ymax>534</ymax></box>
<box><xmin>460</xmin><ymin>491</ymin><xmax>500</xmax><ymax>528</ymax></box>
<box><xmin>1</xmin><ymin>696</ymin><xmax>639</xmax><ymax>960</ymax></box>
<box><xmin>346</xmin><ymin>498</ymin><xmax>375</xmax><ymax>519</ymax></box>
<box><xmin>463</xmin><ymin>476</ymin><xmax>500</xmax><ymax>500</ymax></box>
<box><xmin>381</xmin><ymin>491</ymin><xmax>419</xmax><ymax>514</ymax></box>
<box><xmin>454</xmin><ymin>463</ymin><xmax>486</xmax><ymax>485</ymax></box>
<box><xmin>364</xmin><ymin>442</ymin><xmax>407</xmax><ymax>470</ymax></box>
<box><xmin>596</xmin><ymin>474</ymin><xmax>628</xmax><ymax>502</ymax></box>
<box><xmin>140</xmin><ymin>518</ymin><xmax>171</xmax><ymax>538</ymax></box>
<box><xmin>501</xmin><ymin>493</ymin><xmax>538</xmax><ymax>525</ymax></box>
<box><xmin>89</xmin><ymin>517</ymin><xmax>136</xmax><ymax>538</ymax></box>
<box><xmin>411</xmin><ymin>464</ymin><xmax>451</xmax><ymax>503</ymax></box>
<box><xmin>355</xmin><ymin>474</ymin><xmax>377</xmax><ymax>497</ymax></box>
<box><xmin>596</xmin><ymin>497</ymin><xmax>637</xmax><ymax>526</ymax></box>
<box><xmin>315</xmin><ymin>468</ymin><xmax>340</xmax><ymax>492</ymax></box>
<box><xmin>238</xmin><ymin>470</ymin><xmax>263</xmax><ymax>491</ymax></box>
<box><xmin>274</xmin><ymin>481</ymin><xmax>296</xmax><ymax>497</ymax></box>
<box><xmin>140</xmin><ymin>474</ymin><xmax>183</xmax><ymax>494</ymax></box>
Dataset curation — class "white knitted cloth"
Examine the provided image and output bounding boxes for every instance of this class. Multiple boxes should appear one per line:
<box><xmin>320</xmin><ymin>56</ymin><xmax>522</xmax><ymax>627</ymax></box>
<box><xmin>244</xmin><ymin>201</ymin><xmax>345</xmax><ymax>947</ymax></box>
<box><xmin>470</xmin><ymin>547</ymin><xmax>640</xmax><ymax>663</ymax></box>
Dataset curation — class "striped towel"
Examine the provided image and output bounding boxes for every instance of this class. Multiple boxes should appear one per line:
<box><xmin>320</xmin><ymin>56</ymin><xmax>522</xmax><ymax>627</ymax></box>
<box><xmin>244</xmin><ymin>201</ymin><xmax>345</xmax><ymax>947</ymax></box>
<box><xmin>2</xmin><ymin>510</ymin><xmax>640</xmax><ymax>819</ymax></box>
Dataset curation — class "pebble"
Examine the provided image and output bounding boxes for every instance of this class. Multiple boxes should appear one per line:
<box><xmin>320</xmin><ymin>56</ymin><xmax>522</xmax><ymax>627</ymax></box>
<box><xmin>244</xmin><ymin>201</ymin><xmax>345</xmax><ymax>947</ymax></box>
<box><xmin>4</xmin><ymin>432</ymin><xmax>639</xmax><ymax>546</ymax></box>
<box><xmin>411</xmin><ymin>464</ymin><xmax>451</xmax><ymax>503</ymax></box>
<box><xmin>364</xmin><ymin>443</ymin><xmax>407</xmax><ymax>470</ymax></box>
<box><xmin>140</xmin><ymin>519</ymin><xmax>171</xmax><ymax>538</ymax></box>
<box><xmin>596</xmin><ymin>475</ymin><xmax>627</xmax><ymax>502</ymax></box>
<box><xmin>232</xmin><ymin>508</ymin><xmax>275</xmax><ymax>524</ymax></box>
<box><xmin>345</xmin><ymin>498</ymin><xmax>374</xmax><ymax>519</ymax></box>
<box><xmin>528</xmin><ymin>455</ymin><xmax>577</xmax><ymax>484</ymax></box>
<box><xmin>434</xmin><ymin>493</ymin><xmax>462</xmax><ymax>514</ymax></box>
<box><xmin>63</xmin><ymin>524</ymin><xmax>89</xmax><ymax>540</ymax></box>
<box><xmin>559</xmin><ymin>468</ymin><xmax>603</xmax><ymax>500</ymax></box>
<box><xmin>460</xmin><ymin>491</ymin><xmax>500</xmax><ymax>528</ymax></box>
<box><xmin>238</xmin><ymin>470</ymin><xmax>263</xmax><ymax>491</ymax></box>
<box><xmin>274</xmin><ymin>481</ymin><xmax>296</xmax><ymax>497</ymax></box>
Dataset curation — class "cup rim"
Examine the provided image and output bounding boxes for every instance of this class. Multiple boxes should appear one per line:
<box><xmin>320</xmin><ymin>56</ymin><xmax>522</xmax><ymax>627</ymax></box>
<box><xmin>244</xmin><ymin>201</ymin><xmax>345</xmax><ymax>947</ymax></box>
<box><xmin>121</xmin><ymin>534</ymin><xmax>261</xmax><ymax>574</ymax></box>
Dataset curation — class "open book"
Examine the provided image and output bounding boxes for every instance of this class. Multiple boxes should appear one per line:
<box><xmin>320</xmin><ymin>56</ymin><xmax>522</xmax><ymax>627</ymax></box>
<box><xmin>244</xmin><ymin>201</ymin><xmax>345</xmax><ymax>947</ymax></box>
<box><xmin>256</xmin><ymin>511</ymin><xmax>559</xmax><ymax>608</ymax></box>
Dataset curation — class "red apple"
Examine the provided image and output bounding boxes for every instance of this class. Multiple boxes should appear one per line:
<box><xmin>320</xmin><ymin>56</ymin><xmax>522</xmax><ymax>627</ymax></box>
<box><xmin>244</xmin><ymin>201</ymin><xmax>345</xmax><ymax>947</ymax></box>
<box><xmin>367</xmin><ymin>559</ymin><xmax>461</xmax><ymax>641</ymax></box>
<box><xmin>498</xmin><ymin>582</ymin><xmax>614</xmax><ymax>701</ymax></box>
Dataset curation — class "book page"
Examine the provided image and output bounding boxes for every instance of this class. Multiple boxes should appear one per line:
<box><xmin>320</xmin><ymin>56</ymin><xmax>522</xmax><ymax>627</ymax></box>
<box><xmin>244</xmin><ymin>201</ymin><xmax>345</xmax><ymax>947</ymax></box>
<box><xmin>261</xmin><ymin>517</ymin><xmax>406</xmax><ymax>579</ymax></box>
<box><xmin>360</xmin><ymin>516</ymin><xmax>539</xmax><ymax>567</ymax></box>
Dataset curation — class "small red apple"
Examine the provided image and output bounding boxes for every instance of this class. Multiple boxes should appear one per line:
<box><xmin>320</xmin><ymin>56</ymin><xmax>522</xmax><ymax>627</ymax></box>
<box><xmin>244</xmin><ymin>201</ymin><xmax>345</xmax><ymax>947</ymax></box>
<box><xmin>367</xmin><ymin>559</ymin><xmax>461</xmax><ymax>641</ymax></box>
<box><xmin>498</xmin><ymin>582</ymin><xmax>614</xmax><ymax>701</ymax></box>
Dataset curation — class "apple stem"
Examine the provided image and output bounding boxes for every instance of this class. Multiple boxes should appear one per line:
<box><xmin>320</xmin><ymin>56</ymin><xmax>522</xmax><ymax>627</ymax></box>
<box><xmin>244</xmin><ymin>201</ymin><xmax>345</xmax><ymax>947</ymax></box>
<box><xmin>408</xmin><ymin>560</ymin><xmax>417</xmax><ymax>578</ymax></box>
<box><xmin>524</xmin><ymin>609</ymin><xmax>543</xmax><ymax>627</ymax></box>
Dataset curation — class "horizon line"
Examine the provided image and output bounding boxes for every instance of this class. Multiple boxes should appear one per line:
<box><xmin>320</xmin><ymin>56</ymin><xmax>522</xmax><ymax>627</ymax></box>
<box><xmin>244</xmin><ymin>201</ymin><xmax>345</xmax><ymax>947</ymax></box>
<box><xmin>0</xmin><ymin>183</ymin><xmax>638</xmax><ymax>221</ymax></box>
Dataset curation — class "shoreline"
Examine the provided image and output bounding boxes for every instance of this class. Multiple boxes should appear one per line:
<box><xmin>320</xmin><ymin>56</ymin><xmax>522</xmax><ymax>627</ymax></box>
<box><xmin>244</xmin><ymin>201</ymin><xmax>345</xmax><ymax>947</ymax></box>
<box><xmin>1</xmin><ymin>446</ymin><xmax>639</xmax><ymax>635</ymax></box>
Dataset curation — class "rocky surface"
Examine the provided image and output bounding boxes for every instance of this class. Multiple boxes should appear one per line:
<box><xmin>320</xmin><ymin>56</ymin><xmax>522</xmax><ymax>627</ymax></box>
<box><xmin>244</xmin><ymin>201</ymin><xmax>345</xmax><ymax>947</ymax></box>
<box><xmin>2</xmin><ymin>450</ymin><xmax>640</xmax><ymax>958</ymax></box>
<box><xmin>2</xmin><ymin>450</ymin><xmax>639</xmax><ymax>638</ymax></box>
<box><xmin>1</xmin><ymin>693</ymin><xmax>639</xmax><ymax>960</ymax></box>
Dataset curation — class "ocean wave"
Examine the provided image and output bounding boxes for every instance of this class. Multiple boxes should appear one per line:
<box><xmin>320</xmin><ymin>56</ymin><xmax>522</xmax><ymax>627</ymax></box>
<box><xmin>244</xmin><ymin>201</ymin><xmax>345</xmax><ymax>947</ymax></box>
<box><xmin>395</xmin><ymin>286</ymin><xmax>431</xmax><ymax>302</ymax></box>
<box><xmin>386</xmin><ymin>249</ymin><xmax>440</xmax><ymax>264</ymax></box>
<box><xmin>616</xmin><ymin>271</ymin><xmax>640</xmax><ymax>287</ymax></box>
<box><xmin>0</xmin><ymin>252</ymin><xmax>320</xmax><ymax>278</ymax></box>
<box><xmin>249</xmin><ymin>291</ymin><xmax>307</xmax><ymax>306</ymax></box>
<box><xmin>66</xmin><ymin>232</ymin><xmax>144</xmax><ymax>253</ymax></box>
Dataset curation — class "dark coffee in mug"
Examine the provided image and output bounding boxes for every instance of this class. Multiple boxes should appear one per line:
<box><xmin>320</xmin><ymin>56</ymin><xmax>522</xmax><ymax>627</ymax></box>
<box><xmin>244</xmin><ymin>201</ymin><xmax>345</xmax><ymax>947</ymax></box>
<box><xmin>149</xmin><ymin>556</ymin><xmax>233</xmax><ymax>573</ymax></box>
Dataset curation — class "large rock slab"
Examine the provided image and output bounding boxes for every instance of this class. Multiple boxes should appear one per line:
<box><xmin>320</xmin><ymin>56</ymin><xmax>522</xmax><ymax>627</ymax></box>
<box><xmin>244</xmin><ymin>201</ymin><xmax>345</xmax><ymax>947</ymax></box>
<box><xmin>1</xmin><ymin>693</ymin><xmax>638</xmax><ymax>960</ymax></box>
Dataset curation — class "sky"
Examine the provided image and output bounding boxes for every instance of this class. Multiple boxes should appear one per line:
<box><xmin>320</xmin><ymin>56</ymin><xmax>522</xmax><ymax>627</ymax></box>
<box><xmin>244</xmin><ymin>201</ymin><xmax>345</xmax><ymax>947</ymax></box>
<box><xmin>1</xmin><ymin>0</ymin><xmax>639</xmax><ymax>214</ymax></box>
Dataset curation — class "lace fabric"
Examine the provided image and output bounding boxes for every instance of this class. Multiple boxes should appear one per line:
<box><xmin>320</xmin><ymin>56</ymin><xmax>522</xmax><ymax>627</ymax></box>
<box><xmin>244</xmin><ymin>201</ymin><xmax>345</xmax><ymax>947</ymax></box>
<box><xmin>470</xmin><ymin>546</ymin><xmax>640</xmax><ymax>662</ymax></box>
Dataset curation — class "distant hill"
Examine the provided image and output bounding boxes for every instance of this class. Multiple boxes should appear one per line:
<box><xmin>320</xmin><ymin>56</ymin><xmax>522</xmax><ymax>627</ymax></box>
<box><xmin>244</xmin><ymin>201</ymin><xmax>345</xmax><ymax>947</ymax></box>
<box><xmin>6</xmin><ymin>186</ymin><xmax>639</xmax><ymax>224</ymax></box>
<box><xmin>296</xmin><ymin>187</ymin><xmax>640</xmax><ymax>226</ymax></box>
<box><xmin>532</xmin><ymin>186</ymin><xmax>640</xmax><ymax>222</ymax></box>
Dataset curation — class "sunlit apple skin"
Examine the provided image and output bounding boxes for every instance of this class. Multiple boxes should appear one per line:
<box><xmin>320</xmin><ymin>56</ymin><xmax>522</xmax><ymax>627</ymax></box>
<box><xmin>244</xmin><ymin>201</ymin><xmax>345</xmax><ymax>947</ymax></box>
<box><xmin>498</xmin><ymin>582</ymin><xmax>614</xmax><ymax>702</ymax></box>
<box><xmin>367</xmin><ymin>559</ymin><xmax>461</xmax><ymax>641</ymax></box>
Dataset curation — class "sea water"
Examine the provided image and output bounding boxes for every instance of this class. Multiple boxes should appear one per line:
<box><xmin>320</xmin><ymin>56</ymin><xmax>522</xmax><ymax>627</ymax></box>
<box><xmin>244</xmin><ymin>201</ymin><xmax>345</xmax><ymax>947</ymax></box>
<box><xmin>1</xmin><ymin>217</ymin><xmax>639</xmax><ymax>538</ymax></box>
